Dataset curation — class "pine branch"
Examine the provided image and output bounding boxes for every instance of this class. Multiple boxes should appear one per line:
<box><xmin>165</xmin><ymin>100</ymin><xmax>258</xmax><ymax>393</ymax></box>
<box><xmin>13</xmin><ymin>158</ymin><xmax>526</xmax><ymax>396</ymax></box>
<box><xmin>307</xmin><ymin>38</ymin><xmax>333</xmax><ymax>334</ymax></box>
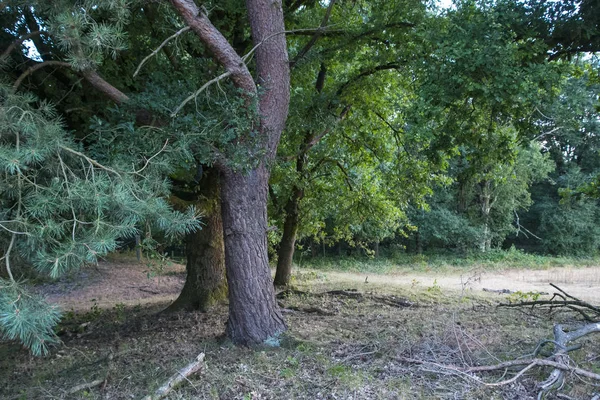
<box><xmin>59</xmin><ymin>146</ymin><xmax>123</xmax><ymax>178</ymax></box>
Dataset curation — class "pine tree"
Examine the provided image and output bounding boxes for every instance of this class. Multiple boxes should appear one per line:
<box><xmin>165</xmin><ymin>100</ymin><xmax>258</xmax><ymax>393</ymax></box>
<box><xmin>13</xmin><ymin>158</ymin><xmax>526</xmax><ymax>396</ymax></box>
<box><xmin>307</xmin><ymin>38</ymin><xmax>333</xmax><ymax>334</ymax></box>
<box><xmin>0</xmin><ymin>86</ymin><xmax>199</xmax><ymax>355</ymax></box>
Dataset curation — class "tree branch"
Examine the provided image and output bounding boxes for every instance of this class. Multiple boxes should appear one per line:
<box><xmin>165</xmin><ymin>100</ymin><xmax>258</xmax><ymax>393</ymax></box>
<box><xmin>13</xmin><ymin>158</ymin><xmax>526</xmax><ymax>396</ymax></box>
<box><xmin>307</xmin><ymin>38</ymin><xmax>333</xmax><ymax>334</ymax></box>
<box><xmin>81</xmin><ymin>69</ymin><xmax>130</xmax><ymax>104</ymax></box>
<box><xmin>12</xmin><ymin>61</ymin><xmax>71</xmax><ymax>93</ymax></box>
<box><xmin>1</xmin><ymin>30</ymin><xmax>48</xmax><ymax>62</ymax></box>
<box><xmin>335</xmin><ymin>62</ymin><xmax>401</xmax><ymax>97</ymax></box>
<box><xmin>289</xmin><ymin>0</ymin><xmax>337</xmax><ymax>68</ymax></box>
<box><xmin>170</xmin><ymin>0</ymin><xmax>256</xmax><ymax>95</ymax></box>
<box><xmin>171</xmin><ymin>71</ymin><xmax>232</xmax><ymax>116</ymax></box>
<box><xmin>134</xmin><ymin>26</ymin><xmax>191</xmax><ymax>78</ymax></box>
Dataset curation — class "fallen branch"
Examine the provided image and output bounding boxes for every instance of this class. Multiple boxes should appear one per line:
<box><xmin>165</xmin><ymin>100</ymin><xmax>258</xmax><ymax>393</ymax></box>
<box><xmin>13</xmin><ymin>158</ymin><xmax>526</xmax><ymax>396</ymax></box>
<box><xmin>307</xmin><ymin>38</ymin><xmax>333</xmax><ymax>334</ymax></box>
<box><xmin>499</xmin><ymin>284</ymin><xmax>600</xmax><ymax>322</ymax></box>
<box><xmin>278</xmin><ymin>303</ymin><xmax>335</xmax><ymax>316</ymax></box>
<box><xmin>325</xmin><ymin>289</ymin><xmax>363</xmax><ymax>298</ymax></box>
<box><xmin>141</xmin><ymin>352</ymin><xmax>205</xmax><ymax>400</ymax></box>
<box><xmin>276</xmin><ymin>288</ymin><xmax>414</xmax><ymax>308</ymax></box>
<box><xmin>67</xmin><ymin>379</ymin><xmax>105</xmax><ymax>395</ymax></box>
<box><xmin>395</xmin><ymin>356</ymin><xmax>600</xmax><ymax>384</ymax></box>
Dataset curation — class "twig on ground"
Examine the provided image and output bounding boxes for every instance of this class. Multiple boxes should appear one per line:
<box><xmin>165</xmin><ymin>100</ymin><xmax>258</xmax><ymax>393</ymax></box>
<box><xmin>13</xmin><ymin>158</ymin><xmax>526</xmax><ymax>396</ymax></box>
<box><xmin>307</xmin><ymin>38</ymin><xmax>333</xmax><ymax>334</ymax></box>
<box><xmin>67</xmin><ymin>379</ymin><xmax>105</xmax><ymax>395</ymax></box>
<box><xmin>141</xmin><ymin>352</ymin><xmax>205</xmax><ymax>400</ymax></box>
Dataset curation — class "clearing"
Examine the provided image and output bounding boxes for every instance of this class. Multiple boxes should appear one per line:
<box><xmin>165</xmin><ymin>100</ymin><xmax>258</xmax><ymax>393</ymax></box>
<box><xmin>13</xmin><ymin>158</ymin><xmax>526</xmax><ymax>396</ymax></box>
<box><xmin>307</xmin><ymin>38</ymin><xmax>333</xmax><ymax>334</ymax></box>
<box><xmin>1</xmin><ymin>257</ymin><xmax>599</xmax><ymax>399</ymax></box>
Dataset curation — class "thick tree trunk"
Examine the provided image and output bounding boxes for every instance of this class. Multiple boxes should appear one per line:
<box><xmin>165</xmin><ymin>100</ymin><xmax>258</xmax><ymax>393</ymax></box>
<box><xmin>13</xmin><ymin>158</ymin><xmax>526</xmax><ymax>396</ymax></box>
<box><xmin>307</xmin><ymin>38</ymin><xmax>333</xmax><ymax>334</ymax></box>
<box><xmin>166</xmin><ymin>170</ymin><xmax>226</xmax><ymax>312</ymax></box>
<box><xmin>170</xmin><ymin>0</ymin><xmax>290</xmax><ymax>345</ymax></box>
<box><xmin>274</xmin><ymin>187</ymin><xmax>302</xmax><ymax>286</ymax></box>
<box><xmin>221</xmin><ymin>165</ymin><xmax>286</xmax><ymax>345</ymax></box>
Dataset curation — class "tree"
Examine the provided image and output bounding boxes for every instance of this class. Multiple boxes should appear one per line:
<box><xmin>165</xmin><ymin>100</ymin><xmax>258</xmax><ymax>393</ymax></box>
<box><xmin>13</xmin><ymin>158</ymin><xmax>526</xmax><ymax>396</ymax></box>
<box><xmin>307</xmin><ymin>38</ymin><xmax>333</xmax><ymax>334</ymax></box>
<box><xmin>0</xmin><ymin>85</ymin><xmax>199</xmax><ymax>355</ymax></box>
<box><xmin>166</xmin><ymin>0</ymin><xmax>290</xmax><ymax>343</ymax></box>
<box><xmin>1</xmin><ymin>0</ymin><xmax>291</xmax><ymax>347</ymax></box>
<box><xmin>271</xmin><ymin>0</ymin><xmax>436</xmax><ymax>285</ymax></box>
<box><xmin>521</xmin><ymin>61</ymin><xmax>600</xmax><ymax>254</ymax></box>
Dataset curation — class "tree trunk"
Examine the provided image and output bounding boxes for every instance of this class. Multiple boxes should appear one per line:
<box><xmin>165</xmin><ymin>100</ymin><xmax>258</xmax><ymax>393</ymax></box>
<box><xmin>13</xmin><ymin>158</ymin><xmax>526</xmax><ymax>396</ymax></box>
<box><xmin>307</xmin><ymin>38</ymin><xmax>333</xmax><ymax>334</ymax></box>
<box><xmin>170</xmin><ymin>0</ymin><xmax>290</xmax><ymax>345</ymax></box>
<box><xmin>479</xmin><ymin>180</ymin><xmax>492</xmax><ymax>252</ymax></box>
<box><xmin>166</xmin><ymin>170</ymin><xmax>226</xmax><ymax>312</ymax></box>
<box><xmin>373</xmin><ymin>241</ymin><xmax>380</xmax><ymax>258</ymax></box>
<box><xmin>221</xmin><ymin>165</ymin><xmax>286</xmax><ymax>345</ymax></box>
<box><xmin>415</xmin><ymin>231</ymin><xmax>422</xmax><ymax>254</ymax></box>
<box><xmin>274</xmin><ymin>186</ymin><xmax>302</xmax><ymax>287</ymax></box>
<box><xmin>310</xmin><ymin>240</ymin><xmax>318</xmax><ymax>258</ymax></box>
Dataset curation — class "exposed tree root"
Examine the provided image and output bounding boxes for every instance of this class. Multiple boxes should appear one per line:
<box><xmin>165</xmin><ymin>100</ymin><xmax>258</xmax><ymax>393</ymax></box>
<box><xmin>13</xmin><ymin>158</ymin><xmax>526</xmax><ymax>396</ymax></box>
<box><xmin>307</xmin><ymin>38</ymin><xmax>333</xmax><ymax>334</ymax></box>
<box><xmin>141</xmin><ymin>353</ymin><xmax>205</xmax><ymax>400</ymax></box>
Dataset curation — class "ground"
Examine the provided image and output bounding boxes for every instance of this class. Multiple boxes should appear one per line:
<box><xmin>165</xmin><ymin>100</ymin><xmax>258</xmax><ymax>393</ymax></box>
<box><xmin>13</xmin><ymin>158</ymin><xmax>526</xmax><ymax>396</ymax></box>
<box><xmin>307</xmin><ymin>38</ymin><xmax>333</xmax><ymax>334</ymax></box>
<box><xmin>1</xmin><ymin>255</ymin><xmax>599</xmax><ymax>399</ymax></box>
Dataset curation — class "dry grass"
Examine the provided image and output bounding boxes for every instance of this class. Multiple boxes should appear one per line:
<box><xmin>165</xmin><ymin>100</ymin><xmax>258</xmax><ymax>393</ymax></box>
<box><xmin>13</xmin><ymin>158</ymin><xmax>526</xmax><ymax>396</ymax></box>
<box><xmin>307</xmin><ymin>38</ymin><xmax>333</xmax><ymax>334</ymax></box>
<box><xmin>1</xmin><ymin>268</ymin><xmax>599</xmax><ymax>400</ymax></box>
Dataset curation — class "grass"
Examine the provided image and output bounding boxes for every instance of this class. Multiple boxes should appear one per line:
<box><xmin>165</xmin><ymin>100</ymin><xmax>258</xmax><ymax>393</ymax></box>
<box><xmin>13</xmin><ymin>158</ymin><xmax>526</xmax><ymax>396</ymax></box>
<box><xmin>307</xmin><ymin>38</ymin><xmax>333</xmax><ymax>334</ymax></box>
<box><xmin>296</xmin><ymin>247</ymin><xmax>600</xmax><ymax>275</ymax></box>
<box><xmin>1</xmin><ymin>267</ymin><xmax>599</xmax><ymax>400</ymax></box>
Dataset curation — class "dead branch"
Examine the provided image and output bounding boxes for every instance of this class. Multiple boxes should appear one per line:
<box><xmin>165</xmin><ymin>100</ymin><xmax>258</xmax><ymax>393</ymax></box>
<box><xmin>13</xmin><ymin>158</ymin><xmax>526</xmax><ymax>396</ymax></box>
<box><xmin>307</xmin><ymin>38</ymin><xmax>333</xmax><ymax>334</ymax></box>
<box><xmin>134</xmin><ymin>26</ymin><xmax>191</xmax><ymax>78</ymax></box>
<box><xmin>396</xmin><ymin>356</ymin><xmax>600</xmax><ymax>384</ymax></box>
<box><xmin>278</xmin><ymin>303</ymin><xmax>335</xmax><ymax>316</ymax></box>
<box><xmin>549</xmin><ymin>283</ymin><xmax>583</xmax><ymax>302</ymax></box>
<box><xmin>67</xmin><ymin>379</ymin><xmax>105</xmax><ymax>395</ymax></box>
<box><xmin>325</xmin><ymin>289</ymin><xmax>363</xmax><ymax>298</ymax></box>
<box><xmin>170</xmin><ymin>71</ymin><xmax>232</xmax><ymax>116</ymax></box>
<box><xmin>396</xmin><ymin>317</ymin><xmax>600</xmax><ymax>398</ymax></box>
<box><xmin>141</xmin><ymin>352</ymin><xmax>205</xmax><ymax>400</ymax></box>
<box><xmin>499</xmin><ymin>283</ymin><xmax>600</xmax><ymax>322</ymax></box>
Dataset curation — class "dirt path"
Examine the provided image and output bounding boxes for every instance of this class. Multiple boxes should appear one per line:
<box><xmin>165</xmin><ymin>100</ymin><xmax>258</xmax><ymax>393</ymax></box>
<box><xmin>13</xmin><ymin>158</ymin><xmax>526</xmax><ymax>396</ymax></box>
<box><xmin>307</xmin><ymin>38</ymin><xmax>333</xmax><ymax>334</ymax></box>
<box><xmin>36</xmin><ymin>259</ymin><xmax>600</xmax><ymax>311</ymax></box>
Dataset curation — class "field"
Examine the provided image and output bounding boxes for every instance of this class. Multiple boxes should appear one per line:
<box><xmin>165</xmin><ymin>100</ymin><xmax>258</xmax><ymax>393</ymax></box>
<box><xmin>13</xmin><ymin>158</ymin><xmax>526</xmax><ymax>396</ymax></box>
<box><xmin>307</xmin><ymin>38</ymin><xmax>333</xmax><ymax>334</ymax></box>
<box><xmin>1</xmin><ymin>254</ymin><xmax>599</xmax><ymax>400</ymax></box>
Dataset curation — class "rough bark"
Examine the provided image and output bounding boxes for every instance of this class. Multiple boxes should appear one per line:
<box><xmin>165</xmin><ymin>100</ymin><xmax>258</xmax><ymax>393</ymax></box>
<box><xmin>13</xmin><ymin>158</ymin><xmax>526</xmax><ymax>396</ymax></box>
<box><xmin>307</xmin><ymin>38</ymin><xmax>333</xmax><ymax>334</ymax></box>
<box><xmin>170</xmin><ymin>0</ymin><xmax>290</xmax><ymax>344</ymax></box>
<box><xmin>166</xmin><ymin>170</ymin><xmax>226</xmax><ymax>312</ymax></box>
<box><xmin>221</xmin><ymin>166</ymin><xmax>286</xmax><ymax>344</ymax></box>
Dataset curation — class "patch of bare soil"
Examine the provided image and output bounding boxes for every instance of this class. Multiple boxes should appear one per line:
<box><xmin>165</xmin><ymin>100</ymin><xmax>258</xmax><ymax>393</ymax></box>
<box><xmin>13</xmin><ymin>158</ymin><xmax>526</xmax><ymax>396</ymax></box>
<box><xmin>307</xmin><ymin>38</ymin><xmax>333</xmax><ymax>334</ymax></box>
<box><xmin>34</xmin><ymin>256</ymin><xmax>186</xmax><ymax>311</ymax></box>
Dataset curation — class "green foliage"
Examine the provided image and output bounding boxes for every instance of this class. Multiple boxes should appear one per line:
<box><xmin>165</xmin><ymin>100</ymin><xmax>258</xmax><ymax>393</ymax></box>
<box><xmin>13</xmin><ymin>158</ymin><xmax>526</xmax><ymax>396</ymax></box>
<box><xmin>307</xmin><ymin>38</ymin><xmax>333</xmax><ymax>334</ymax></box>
<box><xmin>410</xmin><ymin>206</ymin><xmax>484</xmax><ymax>250</ymax></box>
<box><xmin>0</xmin><ymin>87</ymin><xmax>199</xmax><ymax>354</ymax></box>
<box><xmin>539</xmin><ymin>196</ymin><xmax>600</xmax><ymax>256</ymax></box>
<box><xmin>0</xmin><ymin>279</ymin><xmax>61</xmax><ymax>356</ymax></box>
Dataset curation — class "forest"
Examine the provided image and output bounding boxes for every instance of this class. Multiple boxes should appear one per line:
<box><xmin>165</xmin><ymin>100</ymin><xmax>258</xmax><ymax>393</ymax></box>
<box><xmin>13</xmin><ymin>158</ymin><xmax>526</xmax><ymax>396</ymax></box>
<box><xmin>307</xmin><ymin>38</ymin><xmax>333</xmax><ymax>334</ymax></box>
<box><xmin>1</xmin><ymin>0</ymin><xmax>600</xmax><ymax>398</ymax></box>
